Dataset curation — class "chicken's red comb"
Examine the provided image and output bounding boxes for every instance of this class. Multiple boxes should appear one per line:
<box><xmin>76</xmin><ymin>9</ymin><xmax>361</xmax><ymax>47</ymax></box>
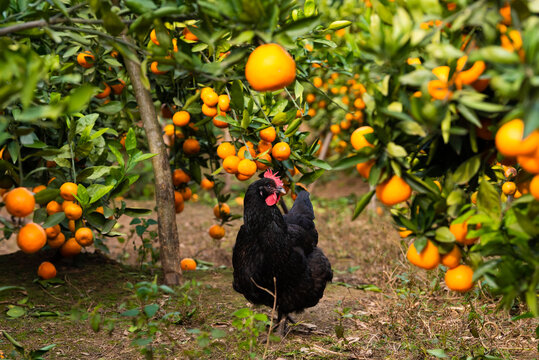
<box><xmin>263</xmin><ymin>169</ymin><xmax>283</xmax><ymax>188</ymax></box>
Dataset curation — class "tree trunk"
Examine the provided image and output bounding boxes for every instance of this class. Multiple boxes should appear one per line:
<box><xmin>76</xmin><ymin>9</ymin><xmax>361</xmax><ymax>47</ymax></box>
<box><xmin>122</xmin><ymin>35</ymin><xmax>181</xmax><ymax>285</ymax></box>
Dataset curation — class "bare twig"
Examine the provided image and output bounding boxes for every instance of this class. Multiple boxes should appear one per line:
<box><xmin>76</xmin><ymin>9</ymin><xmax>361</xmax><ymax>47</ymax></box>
<box><xmin>250</xmin><ymin>276</ymin><xmax>277</xmax><ymax>359</ymax></box>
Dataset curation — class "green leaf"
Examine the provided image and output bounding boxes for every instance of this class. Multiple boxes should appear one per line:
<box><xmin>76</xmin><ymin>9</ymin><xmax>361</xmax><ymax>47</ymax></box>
<box><xmin>427</xmin><ymin>349</ymin><xmax>448</xmax><ymax>358</ymax></box>
<box><xmin>284</xmin><ymin>118</ymin><xmax>302</xmax><ymax>136</ymax></box>
<box><xmin>309</xmin><ymin>159</ymin><xmax>331</xmax><ymax>170</ymax></box>
<box><xmin>7</xmin><ymin>306</ymin><xmax>26</xmax><ymax>318</ymax></box>
<box><xmin>0</xmin><ymin>286</ymin><xmax>26</xmax><ymax>293</ymax></box>
<box><xmin>121</xmin><ymin>308</ymin><xmax>140</xmax><ymax>317</ymax></box>
<box><xmin>88</xmin><ymin>184</ymin><xmax>114</xmax><ymax>204</ymax></box>
<box><xmin>102</xmin><ymin>10</ymin><xmax>126</xmax><ymax>36</ymax></box>
<box><xmin>435</xmin><ymin>227</ymin><xmax>456</xmax><ymax>243</ymax></box>
<box><xmin>96</xmin><ymin>101</ymin><xmax>123</xmax><ymax>115</ymax></box>
<box><xmin>125</xmin><ymin>128</ymin><xmax>137</xmax><ymax>153</ymax></box>
<box><xmin>34</xmin><ymin>189</ymin><xmax>60</xmax><ymax>205</ymax></box>
<box><xmin>230</xmin><ymin>80</ymin><xmax>244</xmax><ymax>111</ymax></box>
<box><xmin>143</xmin><ymin>304</ymin><xmax>160</xmax><ymax>318</ymax></box>
<box><xmin>278</xmin><ymin>15</ymin><xmax>321</xmax><ymax>40</ymax></box>
<box><xmin>124</xmin><ymin>208</ymin><xmax>152</xmax><ymax>216</ymax></box>
<box><xmin>298</xmin><ymin>169</ymin><xmax>324</xmax><ymax>184</ymax></box>
<box><xmin>477</xmin><ymin>180</ymin><xmax>501</xmax><ymax>221</ymax></box>
<box><xmin>67</xmin><ymin>85</ymin><xmax>96</xmax><ymax>113</ymax></box>
<box><xmin>42</xmin><ymin>212</ymin><xmax>66</xmax><ymax>228</ymax></box>
<box><xmin>232</xmin><ymin>308</ymin><xmax>252</xmax><ymax>319</ymax></box>
<box><xmin>452</xmin><ymin>155</ymin><xmax>480</xmax><ymax>185</ymax></box>
<box><xmin>332</xmin><ymin>153</ymin><xmax>371</xmax><ymax>171</ymax></box>
<box><xmin>386</xmin><ymin>142</ymin><xmax>407</xmax><ymax>158</ymax></box>
<box><xmin>3</xmin><ymin>330</ymin><xmax>23</xmax><ymax>349</ymax></box>
<box><xmin>109</xmin><ymin>145</ymin><xmax>125</xmax><ymax>168</ymax></box>
<box><xmin>76</xmin><ymin>184</ymin><xmax>90</xmax><ymax>206</ymax></box>
<box><xmin>352</xmin><ymin>190</ymin><xmax>375</xmax><ymax>220</ymax></box>
<box><xmin>125</xmin><ymin>0</ymin><xmax>157</xmax><ymax>14</ymax></box>
<box><xmin>90</xmin><ymin>312</ymin><xmax>101</xmax><ymax>332</ymax></box>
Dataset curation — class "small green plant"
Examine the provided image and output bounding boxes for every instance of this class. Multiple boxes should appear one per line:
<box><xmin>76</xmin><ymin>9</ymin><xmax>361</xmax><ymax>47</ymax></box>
<box><xmin>127</xmin><ymin>217</ymin><xmax>159</xmax><ymax>269</ymax></box>
<box><xmin>2</xmin><ymin>331</ymin><xmax>55</xmax><ymax>360</ymax></box>
<box><xmin>183</xmin><ymin>327</ymin><xmax>227</xmax><ymax>358</ymax></box>
<box><xmin>231</xmin><ymin>308</ymin><xmax>270</xmax><ymax>358</ymax></box>
<box><xmin>333</xmin><ymin>300</ymin><xmax>353</xmax><ymax>340</ymax></box>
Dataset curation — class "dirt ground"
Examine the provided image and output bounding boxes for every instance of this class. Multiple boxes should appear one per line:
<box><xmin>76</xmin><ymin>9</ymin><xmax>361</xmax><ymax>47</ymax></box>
<box><xmin>0</xmin><ymin>177</ymin><xmax>537</xmax><ymax>359</ymax></box>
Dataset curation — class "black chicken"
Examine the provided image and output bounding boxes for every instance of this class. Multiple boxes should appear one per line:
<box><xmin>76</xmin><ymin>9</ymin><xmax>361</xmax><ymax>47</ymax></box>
<box><xmin>232</xmin><ymin>170</ymin><xmax>332</xmax><ymax>334</ymax></box>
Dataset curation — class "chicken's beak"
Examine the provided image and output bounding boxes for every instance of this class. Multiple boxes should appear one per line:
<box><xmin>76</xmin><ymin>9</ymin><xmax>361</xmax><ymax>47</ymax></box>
<box><xmin>276</xmin><ymin>186</ymin><xmax>286</xmax><ymax>195</ymax></box>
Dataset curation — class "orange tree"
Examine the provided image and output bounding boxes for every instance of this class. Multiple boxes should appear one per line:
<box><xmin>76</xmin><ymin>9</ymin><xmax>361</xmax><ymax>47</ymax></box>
<box><xmin>313</xmin><ymin>0</ymin><xmax>538</xmax><ymax>317</ymax></box>
<box><xmin>0</xmin><ymin>0</ymin><xmax>349</xmax><ymax>284</ymax></box>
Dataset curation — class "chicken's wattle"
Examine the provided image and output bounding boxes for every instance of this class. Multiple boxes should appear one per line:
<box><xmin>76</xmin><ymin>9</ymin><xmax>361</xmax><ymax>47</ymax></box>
<box><xmin>265</xmin><ymin>193</ymin><xmax>280</xmax><ymax>206</ymax></box>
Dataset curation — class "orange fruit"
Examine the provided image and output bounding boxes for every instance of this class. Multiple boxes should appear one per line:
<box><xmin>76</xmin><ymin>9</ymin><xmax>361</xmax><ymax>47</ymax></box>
<box><xmin>376</xmin><ymin>175</ymin><xmax>412</xmax><ymax>206</ymax></box>
<box><xmin>213</xmin><ymin>203</ymin><xmax>230</xmax><ymax>218</ymax></box>
<box><xmin>60</xmin><ymin>237</ymin><xmax>82</xmax><ymax>257</ymax></box>
<box><xmin>45</xmin><ymin>225</ymin><xmax>61</xmax><ymax>239</ymax></box>
<box><xmin>245</xmin><ymin>43</ymin><xmax>296</xmax><ymax>92</ymax></box>
<box><xmin>200</xmin><ymin>87</ymin><xmax>213</xmax><ymax>99</ymax></box>
<box><xmin>223</xmin><ymin>155</ymin><xmax>240</xmax><ymax>174</ymax></box>
<box><xmin>306</xmin><ymin>94</ymin><xmax>316</xmax><ymax>103</ymax></box>
<box><xmin>406</xmin><ymin>240</ymin><xmax>440</xmax><ymax>270</ymax></box>
<box><xmin>5</xmin><ymin>187</ymin><xmax>35</xmax><ymax>217</ymax></box>
<box><xmin>238</xmin><ymin>159</ymin><xmax>257</xmax><ymax>177</ymax></box>
<box><xmin>313</xmin><ymin>77</ymin><xmax>323</xmax><ymax>87</ymax></box>
<box><xmin>95</xmin><ymin>83</ymin><xmax>111</xmax><ymax>99</ymax></box>
<box><xmin>217</xmin><ymin>142</ymin><xmax>236</xmax><ymax>159</ymax></box>
<box><xmin>445</xmin><ymin>265</ymin><xmax>474</xmax><ymax>292</ymax></box>
<box><xmin>340</xmin><ymin>120</ymin><xmax>351</xmax><ymax>130</ymax></box>
<box><xmin>353</xmin><ymin>97</ymin><xmax>365</xmax><ymax>110</ymax></box>
<box><xmin>183</xmin><ymin>27</ymin><xmax>198</xmax><ymax>41</ymax></box>
<box><xmin>517</xmin><ymin>146</ymin><xmax>539</xmax><ymax>174</ymax></box>
<box><xmin>68</xmin><ymin>220</ymin><xmax>76</xmax><ymax>232</ymax></box>
<box><xmin>173</xmin><ymin>111</ymin><xmax>190</xmax><ymax>127</ymax></box>
<box><xmin>180</xmin><ymin>257</ymin><xmax>197</xmax><ymax>271</ymax></box>
<box><xmin>213</xmin><ymin>117</ymin><xmax>229</xmax><ymax>128</ymax></box>
<box><xmin>330</xmin><ymin>124</ymin><xmax>341</xmax><ymax>135</ymax></box>
<box><xmin>111</xmin><ymin>79</ymin><xmax>125</xmax><ymax>95</ymax></box>
<box><xmin>495</xmin><ymin>119</ymin><xmax>539</xmax><ymax>157</ymax></box>
<box><xmin>500</xmin><ymin>2</ymin><xmax>511</xmax><ymax>25</ymax></box>
<box><xmin>351</xmin><ymin>126</ymin><xmax>374</xmax><ymax>150</ymax></box>
<box><xmin>449</xmin><ymin>220</ymin><xmax>478</xmax><ymax>245</ymax></box>
<box><xmin>77</xmin><ymin>51</ymin><xmax>95</xmax><ymax>69</ymax></box>
<box><xmin>209</xmin><ymin>224</ymin><xmax>225</xmax><ymax>239</ymax></box>
<box><xmin>218</xmin><ymin>95</ymin><xmax>230</xmax><ymax>112</ymax></box>
<box><xmin>173</xmin><ymin>169</ymin><xmax>191</xmax><ymax>186</ymax></box>
<box><xmin>236</xmin><ymin>173</ymin><xmax>251</xmax><ymax>181</ymax></box>
<box><xmin>259</xmin><ymin>126</ymin><xmax>277</xmax><ymax>143</ymax></box>
<box><xmin>183</xmin><ymin>139</ymin><xmax>200</xmax><ymax>155</ymax></box>
<box><xmin>238</xmin><ymin>145</ymin><xmax>256</xmax><ymax>160</ymax></box>
<box><xmin>398</xmin><ymin>227</ymin><xmax>412</xmax><ymax>238</ymax></box>
<box><xmin>75</xmin><ymin>227</ymin><xmax>94</xmax><ymax>247</ymax></box>
<box><xmin>202</xmin><ymin>104</ymin><xmax>217</xmax><ymax>117</ymax></box>
<box><xmin>255</xmin><ymin>153</ymin><xmax>272</xmax><ymax>171</ymax></box>
<box><xmin>60</xmin><ymin>182</ymin><xmax>78</xmax><ymax>201</ymax></box>
<box><xmin>32</xmin><ymin>185</ymin><xmax>47</xmax><ymax>194</ymax></box>
<box><xmin>201</xmin><ymin>90</ymin><xmax>218</xmax><ymax>107</ymax></box>
<box><xmin>307</xmin><ymin>108</ymin><xmax>316</xmax><ymax>117</ymax></box>
<box><xmin>64</xmin><ymin>203</ymin><xmax>83</xmax><ymax>220</ymax></box>
<box><xmin>61</xmin><ymin>200</ymin><xmax>74</xmax><ymax>212</ymax></box>
<box><xmin>201</xmin><ymin>178</ymin><xmax>214</xmax><ymax>190</ymax></box>
<box><xmin>530</xmin><ymin>174</ymin><xmax>539</xmax><ymax>200</ymax></box>
<box><xmin>174</xmin><ymin>190</ymin><xmax>184</xmax><ymax>206</ymax></box>
<box><xmin>17</xmin><ymin>223</ymin><xmax>46</xmax><ymax>254</ymax></box>
<box><xmin>38</xmin><ymin>262</ymin><xmax>57</xmax><ymax>280</ymax></box>
<box><xmin>150</xmin><ymin>61</ymin><xmax>168</xmax><ymax>75</ymax></box>
<box><xmin>258</xmin><ymin>140</ymin><xmax>272</xmax><ymax>153</ymax></box>
<box><xmin>150</xmin><ymin>29</ymin><xmax>160</xmax><ymax>45</ymax></box>
<box><xmin>48</xmin><ymin>232</ymin><xmax>66</xmax><ymax>249</ymax></box>
<box><xmin>441</xmin><ymin>245</ymin><xmax>461</xmax><ymax>269</ymax></box>
<box><xmin>180</xmin><ymin>187</ymin><xmax>192</xmax><ymax>201</ymax></box>
<box><xmin>272</xmin><ymin>142</ymin><xmax>291</xmax><ymax>161</ymax></box>
<box><xmin>175</xmin><ymin>201</ymin><xmax>185</xmax><ymax>214</ymax></box>
<box><xmin>356</xmin><ymin>159</ymin><xmax>374</xmax><ymax>179</ymax></box>
<box><xmin>502</xmin><ymin>181</ymin><xmax>516</xmax><ymax>195</ymax></box>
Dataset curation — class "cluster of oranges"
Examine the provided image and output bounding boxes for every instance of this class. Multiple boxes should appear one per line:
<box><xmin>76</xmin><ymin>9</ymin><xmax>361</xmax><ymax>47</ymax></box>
<box><xmin>76</xmin><ymin>50</ymin><xmax>125</xmax><ymax>102</ymax></box>
<box><xmin>2</xmin><ymin>182</ymin><xmax>96</xmax><ymax>280</ymax></box>
<box><xmin>494</xmin><ymin>119</ymin><xmax>539</xmax><ymax>201</ymax></box>
<box><xmin>199</xmin><ymin>87</ymin><xmax>231</xmax><ymax>128</ymax></box>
